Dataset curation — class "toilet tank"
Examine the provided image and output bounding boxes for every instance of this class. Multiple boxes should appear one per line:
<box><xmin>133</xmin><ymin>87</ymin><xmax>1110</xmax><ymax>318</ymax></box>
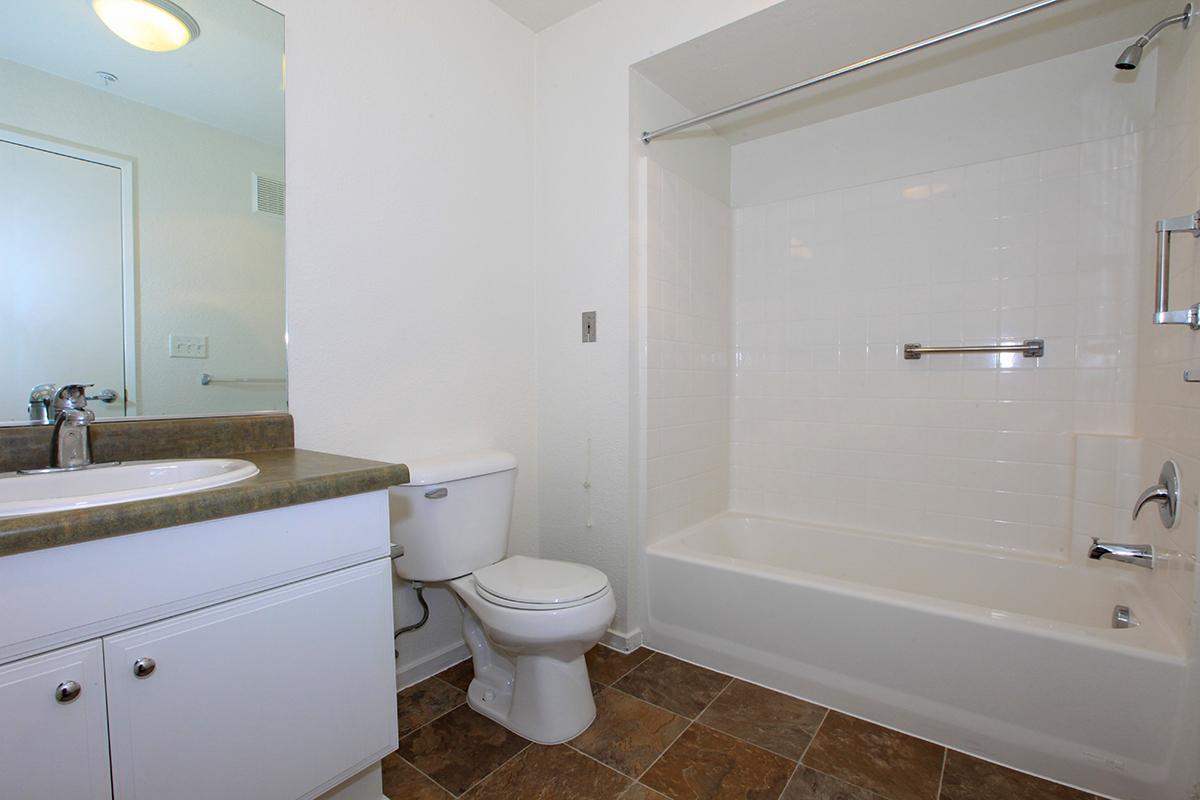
<box><xmin>390</xmin><ymin>450</ymin><xmax>517</xmax><ymax>581</ymax></box>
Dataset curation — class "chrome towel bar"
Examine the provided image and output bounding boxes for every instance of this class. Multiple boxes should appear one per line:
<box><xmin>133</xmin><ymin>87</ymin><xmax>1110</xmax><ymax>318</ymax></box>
<box><xmin>904</xmin><ymin>340</ymin><xmax>1044</xmax><ymax>360</ymax></box>
<box><xmin>1152</xmin><ymin>209</ymin><xmax>1200</xmax><ymax>328</ymax></box>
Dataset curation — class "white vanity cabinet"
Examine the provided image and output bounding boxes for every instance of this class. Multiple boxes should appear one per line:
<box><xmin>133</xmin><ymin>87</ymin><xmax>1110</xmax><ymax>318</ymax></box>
<box><xmin>0</xmin><ymin>640</ymin><xmax>112</xmax><ymax>800</ymax></box>
<box><xmin>0</xmin><ymin>491</ymin><xmax>399</xmax><ymax>800</ymax></box>
<box><xmin>105</xmin><ymin>560</ymin><xmax>395</xmax><ymax>800</ymax></box>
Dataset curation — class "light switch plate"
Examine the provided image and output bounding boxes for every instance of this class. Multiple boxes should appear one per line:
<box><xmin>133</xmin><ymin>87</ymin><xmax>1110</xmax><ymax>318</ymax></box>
<box><xmin>582</xmin><ymin>311</ymin><xmax>597</xmax><ymax>343</ymax></box>
<box><xmin>169</xmin><ymin>334</ymin><xmax>208</xmax><ymax>359</ymax></box>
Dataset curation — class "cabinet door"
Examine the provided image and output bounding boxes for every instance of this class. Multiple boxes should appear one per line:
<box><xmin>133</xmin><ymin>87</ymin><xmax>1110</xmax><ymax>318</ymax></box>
<box><xmin>105</xmin><ymin>559</ymin><xmax>398</xmax><ymax>800</ymax></box>
<box><xmin>0</xmin><ymin>640</ymin><xmax>112</xmax><ymax>800</ymax></box>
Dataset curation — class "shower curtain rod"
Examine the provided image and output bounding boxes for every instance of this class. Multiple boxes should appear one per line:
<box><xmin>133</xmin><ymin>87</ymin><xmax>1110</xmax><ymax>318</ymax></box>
<box><xmin>641</xmin><ymin>0</ymin><xmax>1072</xmax><ymax>144</ymax></box>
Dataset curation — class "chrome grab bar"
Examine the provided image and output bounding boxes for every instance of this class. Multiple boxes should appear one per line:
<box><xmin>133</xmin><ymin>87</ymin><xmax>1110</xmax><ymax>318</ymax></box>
<box><xmin>198</xmin><ymin>373</ymin><xmax>285</xmax><ymax>386</ymax></box>
<box><xmin>903</xmin><ymin>339</ymin><xmax>1044</xmax><ymax>360</ymax></box>
<box><xmin>1153</xmin><ymin>209</ymin><xmax>1200</xmax><ymax>328</ymax></box>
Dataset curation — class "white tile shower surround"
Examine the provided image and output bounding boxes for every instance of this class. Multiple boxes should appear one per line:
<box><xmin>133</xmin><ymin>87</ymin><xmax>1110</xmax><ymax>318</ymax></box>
<box><xmin>730</xmin><ymin>134</ymin><xmax>1142</xmax><ymax>559</ymax></box>
<box><xmin>1134</xmin><ymin>24</ymin><xmax>1200</xmax><ymax>636</ymax></box>
<box><xmin>645</xmin><ymin>160</ymin><xmax>732</xmax><ymax>542</ymax></box>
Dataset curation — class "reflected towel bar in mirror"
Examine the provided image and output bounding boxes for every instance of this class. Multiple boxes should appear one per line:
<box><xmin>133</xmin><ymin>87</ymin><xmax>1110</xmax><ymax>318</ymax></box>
<box><xmin>903</xmin><ymin>340</ymin><xmax>1044</xmax><ymax>360</ymax></box>
<box><xmin>198</xmin><ymin>373</ymin><xmax>286</xmax><ymax>386</ymax></box>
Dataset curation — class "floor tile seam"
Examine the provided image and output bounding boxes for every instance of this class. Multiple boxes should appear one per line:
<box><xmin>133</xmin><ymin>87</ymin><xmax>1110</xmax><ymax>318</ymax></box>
<box><xmin>562</xmin><ymin>740</ymin><xmax>643</xmax><ymax>786</ymax></box>
<box><xmin>796</xmin><ymin>724</ymin><xmax>944</xmax><ymax>800</ymax></box>
<box><xmin>431</xmin><ymin>672</ymin><xmax>468</xmax><ymax>693</ymax></box>
<box><xmin>600</xmin><ymin>646</ymin><xmax>658</xmax><ymax>686</ymax></box>
<box><xmin>641</xmin><ymin>646</ymin><xmax>871</xmax><ymax>729</ymax></box>
<box><xmin>605</xmin><ymin>680</ymin><xmax>705</xmax><ymax>722</ymax></box>
<box><xmin>643</xmin><ymin>719</ymin><xmax>799</xmax><ymax>800</ymax></box>
<box><xmin>395</xmin><ymin>692</ymin><xmax>468</xmax><ymax>742</ymax></box>
<box><xmin>452</xmin><ymin>740</ymin><xmax>534</xmax><ymax>798</ymax></box>
<box><xmin>789</xmin><ymin>759</ymin><xmax>896</xmax><ymax>800</ymax></box>
<box><xmin>632</xmin><ymin>714</ymin><xmax>700</xmax><ymax>784</ymax></box>
<box><xmin>796</xmin><ymin>708</ymin><xmax>828</xmax><ymax>766</ymax></box>
<box><xmin>696</xmin><ymin>714</ymin><xmax>821</xmax><ymax>764</ymax></box>
<box><xmin>689</xmin><ymin>719</ymin><xmax>801</xmax><ymax>767</ymax></box>
<box><xmin>935</xmin><ymin>748</ymin><xmax>947</xmax><ymax>800</ymax></box>
<box><xmin>394</xmin><ymin>751</ymin><xmax>459</xmax><ymax>798</ymax></box>
<box><xmin>780</xmin><ymin>759</ymin><xmax>802</xmax><ymax>800</ymax></box>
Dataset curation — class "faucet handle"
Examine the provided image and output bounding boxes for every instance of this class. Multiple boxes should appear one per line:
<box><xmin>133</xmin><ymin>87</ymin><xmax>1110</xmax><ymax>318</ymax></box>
<box><xmin>53</xmin><ymin>384</ymin><xmax>94</xmax><ymax>411</ymax></box>
<box><xmin>1132</xmin><ymin>460</ymin><xmax>1181</xmax><ymax>528</ymax></box>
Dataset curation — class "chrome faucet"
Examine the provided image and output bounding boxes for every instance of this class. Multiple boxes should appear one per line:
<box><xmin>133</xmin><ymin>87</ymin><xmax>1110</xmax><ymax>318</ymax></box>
<box><xmin>1089</xmin><ymin>537</ymin><xmax>1155</xmax><ymax>569</ymax></box>
<box><xmin>27</xmin><ymin>384</ymin><xmax>57</xmax><ymax>424</ymax></box>
<box><xmin>50</xmin><ymin>385</ymin><xmax>95</xmax><ymax>470</ymax></box>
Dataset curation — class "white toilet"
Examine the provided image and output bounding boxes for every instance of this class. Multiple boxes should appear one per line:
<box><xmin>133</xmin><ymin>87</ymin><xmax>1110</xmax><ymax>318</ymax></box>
<box><xmin>390</xmin><ymin>451</ymin><xmax>615</xmax><ymax>744</ymax></box>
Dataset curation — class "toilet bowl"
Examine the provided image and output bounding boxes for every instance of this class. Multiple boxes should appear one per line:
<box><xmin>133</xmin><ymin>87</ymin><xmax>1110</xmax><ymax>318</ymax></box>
<box><xmin>389</xmin><ymin>451</ymin><xmax>616</xmax><ymax>744</ymax></box>
<box><xmin>449</xmin><ymin>556</ymin><xmax>615</xmax><ymax>743</ymax></box>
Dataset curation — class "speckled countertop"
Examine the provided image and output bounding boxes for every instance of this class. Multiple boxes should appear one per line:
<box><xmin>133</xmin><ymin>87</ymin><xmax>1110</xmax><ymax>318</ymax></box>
<box><xmin>0</xmin><ymin>448</ymin><xmax>409</xmax><ymax>558</ymax></box>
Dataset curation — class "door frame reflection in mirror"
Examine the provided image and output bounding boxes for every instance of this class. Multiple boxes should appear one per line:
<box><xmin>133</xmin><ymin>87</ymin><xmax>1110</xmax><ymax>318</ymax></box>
<box><xmin>2</xmin><ymin>126</ymin><xmax>137</xmax><ymax>420</ymax></box>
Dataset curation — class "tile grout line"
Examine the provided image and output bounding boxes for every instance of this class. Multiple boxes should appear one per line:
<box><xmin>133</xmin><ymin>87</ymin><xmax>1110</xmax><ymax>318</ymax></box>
<box><xmin>782</xmin><ymin>760</ymin><xmax>803</xmax><ymax>800</ymax></box>
<box><xmin>451</xmin><ymin>740</ymin><xmax>533</xmax><ymax>798</ymax></box>
<box><xmin>596</xmin><ymin>645</ymin><xmax>656</xmax><ymax>686</ymax></box>
<box><xmin>562</xmin><ymin>740</ymin><xmax>644</xmax><ymax>790</ymax></box>
<box><xmin>604</xmin><ymin>677</ymin><xmax>711</xmax><ymax>723</ymax></box>
<box><xmin>608</xmin><ymin>660</ymin><xmax>834</xmax><ymax>772</ymax></box>
<box><xmin>936</xmin><ymin>748</ymin><xmax>947</xmax><ymax>799</ymax></box>
<box><xmin>393</xmin><ymin>679</ymin><xmax>529</xmax><ymax>798</ymax></box>
<box><xmin>633</xmin><ymin>672</ymin><xmax>736</xmax><ymax>785</ymax></box>
<box><xmin>797</xmin><ymin>708</ymin><xmax>828</xmax><ymax>766</ymax></box>
<box><xmin>789</xmin><ymin>710</ymin><xmax>905</xmax><ymax>800</ymax></box>
<box><xmin>395</xmin><ymin>681</ymin><xmax>469</xmax><ymax>742</ymax></box>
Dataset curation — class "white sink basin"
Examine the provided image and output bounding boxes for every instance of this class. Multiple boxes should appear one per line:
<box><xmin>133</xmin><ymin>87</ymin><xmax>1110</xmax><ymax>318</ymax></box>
<box><xmin>0</xmin><ymin>459</ymin><xmax>259</xmax><ymax>519</ymax></box>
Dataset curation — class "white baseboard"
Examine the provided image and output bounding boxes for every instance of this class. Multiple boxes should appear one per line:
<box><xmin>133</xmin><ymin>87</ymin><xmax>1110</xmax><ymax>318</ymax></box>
<box><xmin>396</xmin><ymin>640</ymin><xmax>470</xmax><ymax>690</ymax></box>
<box><xmin>600</xmin><ymin>627</ymin><xmax>644</xmax><ymax>653</ymax></box>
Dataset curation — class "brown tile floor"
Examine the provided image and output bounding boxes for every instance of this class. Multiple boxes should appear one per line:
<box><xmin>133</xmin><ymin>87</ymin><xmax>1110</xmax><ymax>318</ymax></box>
<box><xmin>384</xmin><ymin>647</ymin><xmax>1100</xmax><ymax>800</ymax></box>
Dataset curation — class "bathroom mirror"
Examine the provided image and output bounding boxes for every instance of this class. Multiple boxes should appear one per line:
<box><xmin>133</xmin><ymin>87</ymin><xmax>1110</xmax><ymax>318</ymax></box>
<box><xmin>0</xmin><ymin>0</ymin><xmax>286</xmax><ymax>424</ymax></box>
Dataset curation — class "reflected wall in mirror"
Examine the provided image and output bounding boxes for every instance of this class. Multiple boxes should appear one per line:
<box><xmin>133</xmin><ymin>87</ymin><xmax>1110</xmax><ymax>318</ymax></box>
<box><xmin>0</xmin><ymin>0</ymin><xmax>285</xmax><ymax>424</ymax></box>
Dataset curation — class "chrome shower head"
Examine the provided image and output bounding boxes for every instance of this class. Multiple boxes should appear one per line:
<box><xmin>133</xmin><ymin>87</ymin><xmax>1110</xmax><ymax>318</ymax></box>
<box><xmin>1115</xmin><ymin>3</ymin><xmax>1192</xmax><ymax>71</ymax></box>
<box><xmin>1115</xmin><ymin>41</ymin><xmax>1145</xmax><ymax>70</ymax></box>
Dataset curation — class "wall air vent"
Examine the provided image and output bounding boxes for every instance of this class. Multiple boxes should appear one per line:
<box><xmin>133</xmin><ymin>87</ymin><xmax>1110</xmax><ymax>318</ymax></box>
<box><xmin>253</xmin><ymin>173</ymin><xmax>285</xmax><ymax>217</ymax></box>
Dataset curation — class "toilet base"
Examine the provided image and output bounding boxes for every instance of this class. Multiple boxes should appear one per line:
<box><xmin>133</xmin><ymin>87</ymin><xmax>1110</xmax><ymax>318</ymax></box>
<box><xmin>459</xmin><ymin>606</ymin><xmax>598</xmax><ymax>744</ymax></box>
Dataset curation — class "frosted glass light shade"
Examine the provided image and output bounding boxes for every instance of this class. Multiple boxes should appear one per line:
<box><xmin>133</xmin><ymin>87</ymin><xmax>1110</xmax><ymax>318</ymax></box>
<box><xmin>92</xmin><ymin>0</ymin><xmax>200</xmax><ymax>52</ymax></box>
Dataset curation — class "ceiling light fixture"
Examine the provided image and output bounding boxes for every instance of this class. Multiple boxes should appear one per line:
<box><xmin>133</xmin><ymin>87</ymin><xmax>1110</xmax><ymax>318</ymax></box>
<box><xmin>92</xmin><ymin>0</ymin><xmax>200</xmax><ymax>52</ymax></box>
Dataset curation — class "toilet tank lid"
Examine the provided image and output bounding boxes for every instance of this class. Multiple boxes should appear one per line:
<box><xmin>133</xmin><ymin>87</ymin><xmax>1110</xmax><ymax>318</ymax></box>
<box><xmin>403</xmin><ymin>450</ymin><xmax>517</xmax><ymax>486</ymax></box>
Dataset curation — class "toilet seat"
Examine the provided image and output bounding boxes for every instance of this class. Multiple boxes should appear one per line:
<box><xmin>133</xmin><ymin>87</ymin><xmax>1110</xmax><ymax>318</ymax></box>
<box><xmin>473</xmin><ymin>555</ymin><xmax>609</xmax><ymax>610</ymax></box>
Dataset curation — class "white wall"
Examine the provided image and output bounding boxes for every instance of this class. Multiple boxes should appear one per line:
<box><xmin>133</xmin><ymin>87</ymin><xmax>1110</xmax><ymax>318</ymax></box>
<box><xmin>0</xmin><ymin>57</ymin><xmax>286</xmax><ymax>417</ymax></box>
<box><xmin>728</xmin><ymin>43</ymin><xmax>1152</xmax><ymax>560</ymax></box>
<box><xmin>272</xmin><ymin>0</ymin><xmax>537</xmax><ymax>680</ymax></box>
<box><xmin>535</xmin><ymin>0</ymin><xmax>783</xmax><ymax>640</ymax></box>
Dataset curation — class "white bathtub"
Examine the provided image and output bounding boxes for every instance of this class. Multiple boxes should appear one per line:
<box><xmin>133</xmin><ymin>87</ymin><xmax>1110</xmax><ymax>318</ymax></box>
<box><xmin>645</xmin><ymin>514</ymin><xmax>1188</xmax><ymax>800</ymax></box>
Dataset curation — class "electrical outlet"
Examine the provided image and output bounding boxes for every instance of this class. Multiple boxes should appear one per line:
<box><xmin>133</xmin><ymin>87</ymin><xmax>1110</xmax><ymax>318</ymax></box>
<box><xmin>169</xmin><ymin>334</ymin><xmax>208</xmax><ymax>359</ymax></box>
<box><xmin>582</xmin><ymin>311</ymin><xmax>597</xmax><ymax>343</ymax></box>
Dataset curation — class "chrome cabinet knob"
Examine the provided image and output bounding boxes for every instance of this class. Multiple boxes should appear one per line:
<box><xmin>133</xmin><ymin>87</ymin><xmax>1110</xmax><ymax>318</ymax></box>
<box><xmin>55</xmin><ymin>680</ymin><xmax>82</xmax><ymax>703</ymax></box>
<box><xmin>133</xmin><ymin>657</ymin><xmax>156</xmax><ymax>678</ymax></box>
